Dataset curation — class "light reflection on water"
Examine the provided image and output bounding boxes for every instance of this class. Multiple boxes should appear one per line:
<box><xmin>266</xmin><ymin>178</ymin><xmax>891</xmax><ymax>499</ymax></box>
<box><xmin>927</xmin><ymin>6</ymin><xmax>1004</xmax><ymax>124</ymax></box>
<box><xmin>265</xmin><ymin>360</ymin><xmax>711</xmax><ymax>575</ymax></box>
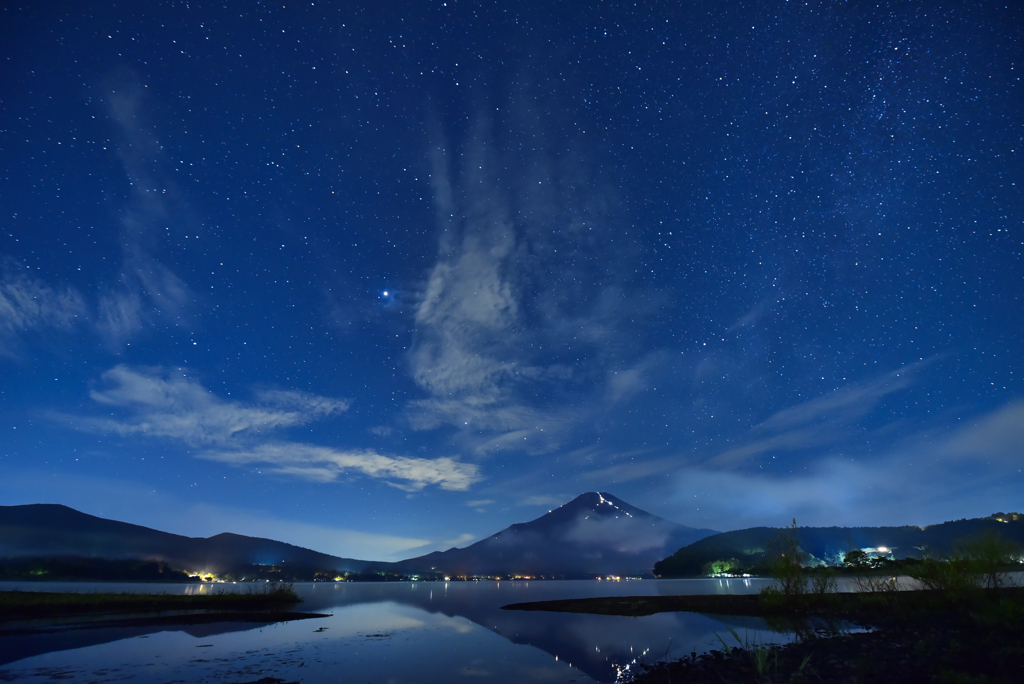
<box><xmin>0</xmin><ymin>578</ymin><xmax>810</xmax><ymax>683</ymax></box>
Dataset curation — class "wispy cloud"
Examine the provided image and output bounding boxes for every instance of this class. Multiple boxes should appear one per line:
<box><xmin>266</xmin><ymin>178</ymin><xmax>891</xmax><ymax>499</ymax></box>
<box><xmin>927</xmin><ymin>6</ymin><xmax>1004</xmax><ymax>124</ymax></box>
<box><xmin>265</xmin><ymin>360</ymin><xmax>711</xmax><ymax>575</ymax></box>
<box><xmin>407</xmin><ymin>110</ymin><xmax>646</xmax><ymax>456</ymax></box>
<box><xmin>564</xmin><ymin>514</ymin><xmax>675</xmax><ymax>554</ymax></box>
<box><xmin>0</xmin><ymin>263</ymin><xmax>88</xmax><ymax>358</ymax></box>
<box><xmin>94</xmin><ymin>290</ymin><xmax>145</xmax><ymax>345</ymax></box>
<box><xmin>96</xmin><ymin>254</ymin><xmax>192</xmax><ymax>346</ymax></box>
<box><xmin>726</xmin><ymin>296</ymin><xmax>780</xmax><ymax>332</ymax></box>
<box><xmin>756</xmin><ymin>364</ymin><xmax>921</xmax><ymax>434</ymax></box>
<box><xmin>581</xmin><ymin>455</ymin><xmax>682</xmax><ymax>485</ymax></box>
<box><xmin>666</xmin><ymin>461</ymin><xmax>886</xmax><ymax>528</ymax></box>
<box><xmin>660</xmin><ymin>397</ymin><xmax>1024</xmax><ymax>530</ymax></box>
<box><xmin>407</xmin><ymin>397</ymin><xmax>548</xmax><ymax>433</ymax></box>
<box><xmin>605</xmin><ymin>354</ymin><xmax>666</xmax><ymax>403</ymax></box>
<box><xmin>941</xmin><ymin>401</ymin><xmax>1024</xmax><ymax>464</ymax></box>
<box><xmin>707</xmin><ymin>362</ymin><xmax>927</xmax><ymax>467</ymax></box>
<box><xmin>0</xmin><ymin>72</ymin><xmax>194</xmax><ymax>359</ymax></box>
<box><xmin>410</xmin><ymin>143</ymin><xmax>525</xmax><ymax>408</ymax></box>
<box><xmin>257</xmin><ymin>388</ymin><xmax>353</xmax><ymax>415</ymax></box>
<box><xmin>81</xmin><ymin>365</ymin><xmax>348</xmax><ymax>447</ymax></box>
<box><xmin>201</xmin><ymin>443</ymin><xmax>479</xmax><ymax>492</ymax></box>
<box><xmin>96</xmin><ymin>68</ymin><xmax>194</xmax><ymax>346</ymax></box>
<box><xmin>66</xmin><ymin>365</ymin><xmax>477</xmax><ymax>492</ymax></box>
<box><xmin>440</xmin><ymin>533</ymin><xmax>478</xmax><ymax>548</ymax></box>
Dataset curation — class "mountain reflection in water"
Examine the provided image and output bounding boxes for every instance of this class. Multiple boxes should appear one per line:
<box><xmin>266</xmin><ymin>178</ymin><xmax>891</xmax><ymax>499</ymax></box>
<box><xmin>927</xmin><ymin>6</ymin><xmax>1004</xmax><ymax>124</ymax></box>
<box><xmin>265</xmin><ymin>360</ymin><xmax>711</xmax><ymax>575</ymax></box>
<box><xmin>0</xmin><ymin>579</ymin><xmax>792</xmax><ymax>683</ymax></box>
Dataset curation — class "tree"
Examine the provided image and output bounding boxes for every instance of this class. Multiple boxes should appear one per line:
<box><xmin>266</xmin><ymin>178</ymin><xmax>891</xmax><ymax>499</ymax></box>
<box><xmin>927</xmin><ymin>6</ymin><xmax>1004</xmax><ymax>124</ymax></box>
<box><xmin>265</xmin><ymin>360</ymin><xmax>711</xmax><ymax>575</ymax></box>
<box><xmin>843</xmin><ymin>549</ymin><xmax>869</xmax><ymax>570</ymax></box>
<box><xmin>766</xmin><ymin>518</ymin><xmax>806</xmax><ymax>597</ymax></box>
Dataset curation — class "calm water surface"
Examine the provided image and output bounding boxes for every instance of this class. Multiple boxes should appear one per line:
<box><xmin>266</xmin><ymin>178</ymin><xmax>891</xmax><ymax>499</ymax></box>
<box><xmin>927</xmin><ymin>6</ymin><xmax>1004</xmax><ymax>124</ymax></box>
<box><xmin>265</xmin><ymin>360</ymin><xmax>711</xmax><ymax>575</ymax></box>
<box><xmin>1</xmin><ymin>578</ymin><xmax>812</xmax><ymax>683</ymax></box>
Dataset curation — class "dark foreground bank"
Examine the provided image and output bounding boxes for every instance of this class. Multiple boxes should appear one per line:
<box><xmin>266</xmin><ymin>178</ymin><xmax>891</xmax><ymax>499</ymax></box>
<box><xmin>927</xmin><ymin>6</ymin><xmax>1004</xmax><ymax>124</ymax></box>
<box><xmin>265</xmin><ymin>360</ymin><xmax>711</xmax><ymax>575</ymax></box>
<box><xmin>504</xmin><ymin>588</ymin><xmax>1024</xmax><ymax>683</ymax></box>
<box><xmin>0</xmin><ymin>584</ymin><xmax>330</xmax><ymax>635</ymax></box>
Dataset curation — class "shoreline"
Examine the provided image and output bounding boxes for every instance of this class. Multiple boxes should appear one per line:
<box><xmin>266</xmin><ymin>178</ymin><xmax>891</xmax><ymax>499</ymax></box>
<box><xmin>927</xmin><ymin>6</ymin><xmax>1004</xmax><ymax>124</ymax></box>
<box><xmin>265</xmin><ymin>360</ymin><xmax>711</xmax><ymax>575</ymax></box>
<box><xmin>502</xmin><ymin>585</ymin><xmax>1024</xmax><ymax>618</ymax></box>
<box><xmin>0</xmin><ymin>610</ymin><xmax>329</xmax><ymax>636</ymax></box>
<box><xmin>504</xmin><ymin>588</ymin><xmax>1024</xmax><ymax>683</ymax></box>
<box><xmin>0</xmin><ymin>586</ymin><xmax>307</xmax><ymax>621</ymax></box>
<box><xmin>0</xmin><ymin>587</ymin><xmax>327</xmax><ymax>638</ymax></box>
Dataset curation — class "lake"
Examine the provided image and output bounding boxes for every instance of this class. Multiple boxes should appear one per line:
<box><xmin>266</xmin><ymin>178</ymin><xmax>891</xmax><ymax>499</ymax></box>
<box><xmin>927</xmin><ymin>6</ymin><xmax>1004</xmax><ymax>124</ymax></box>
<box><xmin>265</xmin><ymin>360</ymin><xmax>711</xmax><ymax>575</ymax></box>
<box><xmin>0</xmin><ymin>578</ymin><xmax>826</xmax><ymax>683</ymax></box>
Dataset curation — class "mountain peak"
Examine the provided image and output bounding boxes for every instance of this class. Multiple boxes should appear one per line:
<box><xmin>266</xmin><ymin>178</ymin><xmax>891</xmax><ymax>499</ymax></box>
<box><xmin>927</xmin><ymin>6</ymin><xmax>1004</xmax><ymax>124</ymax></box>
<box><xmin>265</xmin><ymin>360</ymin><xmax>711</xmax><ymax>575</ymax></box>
<box><xmin>397</xmin><ymin>492</ymin><xmax>718</xmax><ymax>578</ymax></box>
<box><xmin>551</xmin><ymin>491</ymin><xmax>648</xmax><ymax>521</ymax></box>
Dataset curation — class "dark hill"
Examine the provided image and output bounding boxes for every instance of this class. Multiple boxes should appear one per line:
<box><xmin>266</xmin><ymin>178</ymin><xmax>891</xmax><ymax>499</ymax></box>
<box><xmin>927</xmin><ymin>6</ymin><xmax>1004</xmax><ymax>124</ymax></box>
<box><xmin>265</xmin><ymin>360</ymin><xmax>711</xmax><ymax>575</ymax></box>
<box><xmin>394</xmin><ymin>492</ymin><xmax>717</xmax><ymax>578</ymax></box>
<box><xmin>653</xmin><ymin>515</ymin><xmax>1024</xmax><ymax>577</ymax></box>
<box><xmin>0</xmin><ymin>504</ymin><xmax>377</xmax><ymax>576</ymax></box>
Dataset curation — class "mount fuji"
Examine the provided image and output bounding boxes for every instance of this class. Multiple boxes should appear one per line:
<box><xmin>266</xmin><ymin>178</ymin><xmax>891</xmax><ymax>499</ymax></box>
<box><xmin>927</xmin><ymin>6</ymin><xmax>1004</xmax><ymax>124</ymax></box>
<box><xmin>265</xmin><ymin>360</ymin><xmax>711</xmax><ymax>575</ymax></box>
<box><xmin>393</xmin><ymin>492</ymin><xmax>717</xmax><ymax>578</ymax></box>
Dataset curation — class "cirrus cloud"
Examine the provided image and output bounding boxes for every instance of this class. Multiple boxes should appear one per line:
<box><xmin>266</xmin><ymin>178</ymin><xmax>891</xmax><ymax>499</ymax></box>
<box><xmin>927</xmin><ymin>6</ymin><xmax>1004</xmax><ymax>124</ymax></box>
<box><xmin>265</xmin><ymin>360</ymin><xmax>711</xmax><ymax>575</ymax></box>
<box><xmin>200</xmin><ymin>443</ymin><xmax>480</xmax><ymax>492</ymax></box>
<box><xmin>0</xmin><ymin>263</ymin><xmax>88</xmax><ymax>358</ymax></box>
<box><xmin>64</xmin><ymin>365</ymin><xmax>478</xmax><ymax>492</ymax></box>
<box><xmin>81</xmin><ymin>365</ymin><xmax>349</xmax><ymax>446</ymax></box>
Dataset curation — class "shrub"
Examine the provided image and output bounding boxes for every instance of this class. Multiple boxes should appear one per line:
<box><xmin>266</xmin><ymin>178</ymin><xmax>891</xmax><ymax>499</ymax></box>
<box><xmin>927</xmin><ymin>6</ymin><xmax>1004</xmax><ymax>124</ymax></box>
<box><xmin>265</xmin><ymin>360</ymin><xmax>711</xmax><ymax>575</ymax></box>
<box><xmin>853</xmin><ymin>572</ymin><xmax>900</xmax><ymax>593</ymax></box>
<box><xmin>908</xmin><ymin>533</ymin><xmax>1018</xmax><ymax>596</ymax></box>
<box><xmin>811</xmin><ymin>568</ymin><xmax>838</xmax><ymax>595</ymax></box>
<box><xmin>964</xmin><ymin>532</ymin><xmax>1017</xmax><ymax>589</ymax></box>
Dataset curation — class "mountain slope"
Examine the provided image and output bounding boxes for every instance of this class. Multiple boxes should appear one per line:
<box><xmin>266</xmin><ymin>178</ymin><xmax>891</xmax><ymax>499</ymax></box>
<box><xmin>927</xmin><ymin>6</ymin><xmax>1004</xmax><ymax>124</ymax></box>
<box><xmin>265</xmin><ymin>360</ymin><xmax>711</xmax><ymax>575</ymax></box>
<box><xmin>653</xmin><ymin>515</ymin><xmax>1024</xmax><ymax>577</ymax></box>
<box><xmin>395</xmin><ymin>492</ymin><xmax>717</xmax><ymax>578</ymax></box>
<box><xmin>0</xmin><ymin>504</ymin><xmax>376</xmax><ymax>575</ymax></box>
<box><xmin>0</xmin><ymin>494</ymin><xmax>717</xmax><ymax>580</ymax></box>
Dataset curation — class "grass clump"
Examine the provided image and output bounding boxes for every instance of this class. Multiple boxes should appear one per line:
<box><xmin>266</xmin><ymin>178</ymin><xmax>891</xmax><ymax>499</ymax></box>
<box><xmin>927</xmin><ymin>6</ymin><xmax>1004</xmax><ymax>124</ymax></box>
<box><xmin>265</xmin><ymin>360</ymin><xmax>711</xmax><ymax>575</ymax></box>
<box><xmin>716</xmin><ymin>627</ymin><xmax>812</xmax><ymax>684</ymax></box>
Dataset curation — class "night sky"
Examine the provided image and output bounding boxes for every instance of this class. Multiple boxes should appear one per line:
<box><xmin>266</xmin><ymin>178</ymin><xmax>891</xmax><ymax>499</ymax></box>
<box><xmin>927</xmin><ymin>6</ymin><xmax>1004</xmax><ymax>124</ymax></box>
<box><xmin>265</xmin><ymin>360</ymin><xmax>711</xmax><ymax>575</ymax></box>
<box><xmin>2</xmin><ymin>0</ymin><xmax>1021</xmax><ymax>562</ymax></box>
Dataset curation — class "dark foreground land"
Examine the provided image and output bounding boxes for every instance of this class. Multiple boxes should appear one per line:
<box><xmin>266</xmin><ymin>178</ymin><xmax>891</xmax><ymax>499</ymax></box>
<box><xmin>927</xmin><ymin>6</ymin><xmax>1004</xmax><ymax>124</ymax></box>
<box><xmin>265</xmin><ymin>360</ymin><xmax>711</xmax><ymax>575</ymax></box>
<box><xmin>0</xmin><ymin>585</ymin><xmax>327</xmax><ymax>632</ymax></box>
<box><xmin>505</xmin><ymin>588</ymin><xmax>1024</xmax><ymax>683</ymax></box>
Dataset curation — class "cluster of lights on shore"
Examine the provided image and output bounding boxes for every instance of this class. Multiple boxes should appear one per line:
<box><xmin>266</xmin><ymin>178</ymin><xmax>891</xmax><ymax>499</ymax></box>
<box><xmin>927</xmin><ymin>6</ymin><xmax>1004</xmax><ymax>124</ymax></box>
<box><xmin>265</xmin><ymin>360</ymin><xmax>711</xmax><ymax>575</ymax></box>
<box><xmin>186</xmin><ymin>571</ymin><xmax>643</xmax><ymax>583</ymax></box>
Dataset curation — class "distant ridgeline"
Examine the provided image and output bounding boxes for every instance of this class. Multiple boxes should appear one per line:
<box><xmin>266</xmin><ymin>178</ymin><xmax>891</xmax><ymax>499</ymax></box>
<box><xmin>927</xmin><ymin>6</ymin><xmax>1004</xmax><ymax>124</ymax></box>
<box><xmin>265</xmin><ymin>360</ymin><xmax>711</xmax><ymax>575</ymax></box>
<box><xmin>0</xmin><ymin>555</ymin><xmax>416</xmax><ymax>583</ymax></box>
<box><xmin>0</xmin><ymin>503</ymin><xmax>397</xmax><ymax>582</ymax></box>
<box><xmin>15</xmin><ymin>501</ymin><xmax>1018</xmax><ymax>583</ymax></box>
<box><xmin>653</xmin><ymin>513</ymin><xmax>1024</xmax><ymax>578</ymax></box>
<box><xmin>0</xmin><ymin>495</ymin><xmax>717</xmax><ymax>581</ymax></box>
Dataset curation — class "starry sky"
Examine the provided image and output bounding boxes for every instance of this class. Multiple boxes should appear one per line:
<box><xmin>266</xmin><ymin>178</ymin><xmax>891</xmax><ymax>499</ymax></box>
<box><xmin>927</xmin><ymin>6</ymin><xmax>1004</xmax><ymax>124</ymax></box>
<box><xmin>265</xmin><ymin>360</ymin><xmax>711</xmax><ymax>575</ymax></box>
<box><xmin>1</xmin><ymin>0</ymin><xmax>1021</xmax><ymax>562</ymax></box>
